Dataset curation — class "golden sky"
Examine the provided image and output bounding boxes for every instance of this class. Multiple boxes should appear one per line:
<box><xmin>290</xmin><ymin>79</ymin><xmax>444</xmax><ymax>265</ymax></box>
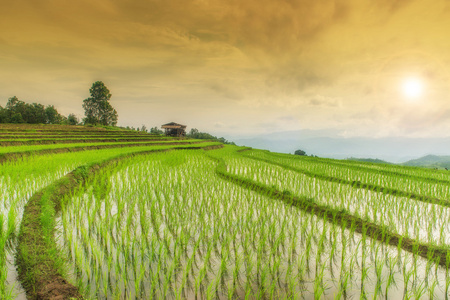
<box><xmin>1</xmin><ymin>0</ymin><xmax>450</xmax><ymax>137</ymax></box>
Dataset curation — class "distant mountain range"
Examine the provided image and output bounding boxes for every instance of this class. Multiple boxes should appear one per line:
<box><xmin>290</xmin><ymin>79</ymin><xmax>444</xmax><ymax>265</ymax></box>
<box><xmin>402</xmin><ymin>155</ymin><xmax>450</xmax><ymax>169</ymax></box>
<box><xmin>230</xmin><ymin>129</ymin><xmax>450</xmax><ymax>164</ymax></box>
<box><xmin>347</xmin><ymin>157</ymin><xmax>393</xmax><ymax>164</ymax></box>
<box><xmin>349</xmin><ymin>155</ymin><xmax>450</xmax><ymax>169</ymax></box>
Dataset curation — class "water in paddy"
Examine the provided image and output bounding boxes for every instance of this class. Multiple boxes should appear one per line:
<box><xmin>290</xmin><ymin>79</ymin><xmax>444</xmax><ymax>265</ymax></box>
<box><xmin>55</xmin><ymin>152</ymin><xmax>449</xmax><ymax>299</ymax></box>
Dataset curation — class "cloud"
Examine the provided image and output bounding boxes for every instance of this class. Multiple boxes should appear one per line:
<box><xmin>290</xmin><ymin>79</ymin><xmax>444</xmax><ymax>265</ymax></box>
<box><xmin>394</xmin><ymin>107</ymin><xmax>450</xmax><ymax>134</ymax></box>
<box><xmin>308</xmin><ymin>95</ymin><xmax>342</xmax><ymax>108</ymax></box>
<box><xmin>207</xmin><ymin>82</ymin><xmax>242</xmax><ymax>100</ymax></box>
<box><xmin>379</xmin><ymin>0</ymin><xmax>415</xmax><ymax>13</ymax></box>
<box><xmin>266</xmin><ymin>64</ymin><xmax>331</xmax><ymax>94</ymax></box>
<box><xmin>214</xmin><ymin>121</ymin><xmax>225</xmax><ymax>128</ymax></box>
<box><xmin>107</xmin><ymin>0</ymin><xmax>349</xmax><ymax>53</ymax></box>
<box><xmin>2</xmin><ymin>0</ymin><xmax>450</xmax><ymax>138</ymax></box>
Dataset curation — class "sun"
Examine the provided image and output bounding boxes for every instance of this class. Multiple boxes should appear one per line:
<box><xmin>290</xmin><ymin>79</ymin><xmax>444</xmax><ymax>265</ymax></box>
<box><xmin>401</xmin><ymin>77</ymin><xmax>424</xmax><ymax>100</ymax></box>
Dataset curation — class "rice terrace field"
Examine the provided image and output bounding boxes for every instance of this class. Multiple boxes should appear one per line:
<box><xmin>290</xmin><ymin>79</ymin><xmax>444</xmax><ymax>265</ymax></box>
<box><xmin>2</xmin><ymin>124</ymin><xmax>450</xmax><ymax>299</ymax></box>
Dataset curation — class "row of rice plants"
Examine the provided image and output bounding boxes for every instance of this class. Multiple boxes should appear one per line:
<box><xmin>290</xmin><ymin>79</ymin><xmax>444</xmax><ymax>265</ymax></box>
<box><xmin>0</xmin><ymin>124</ymin><xmax>123</xmax><ymax>132</ymax></box>
<box><xmin>333</xmin><ymin>155</ymin><xmax>450</xmax><ymax>180</ymax></box>
<box><xmin>0</xmin><ymin>137</ymin><xmax>169</xmax><ymax>145</ymax></box>
<box><xmin>272</xmin><ymin>151</ymin><xmax>450</xmax><ymax>183</ymax></box>
<box><xmin>0</xmin><ymin>136</ymin><xmax>165</xmax><ymax>141</ymax></box>
<box><xmin>1</xmin><ymin>154</ymin><xmax>87</xmax><ymax>298</ymax></box>
<box><xmin>0</xmin><ymin>135</ymin><xmax>167</xmax><ymax>140</ymax></box>
<box><xmin>0</xmin><ymin>141</ymin><xmax>216</xmax><ymax>299</ymax></box>
<box><xmin>56</xmin><ymin>147</ymin><xmax>449</xmax><ymax>298</ymax></box>
<box><xmin>0</xmin><ymin>131</ymin><xmax>149</xmax><ymax>136</ymax></box>
<box><xmin>225</xmin><ymin>152</ymin><xmax>450</xmax><ymax>248</ymax></box>
<box><xmin>0</xmin><ymin>139</ymin><xmax>204</xmax><ymax>154</ymax></box>
<box><xmin>246</xmin><ymin>150</ymin><xmax>450</xmax><ymax>202</ymax></box>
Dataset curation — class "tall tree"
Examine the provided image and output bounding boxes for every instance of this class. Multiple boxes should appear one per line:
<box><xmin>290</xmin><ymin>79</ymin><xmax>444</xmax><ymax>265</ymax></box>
<box><xmin>67</xmin><ymin>113</ymin><xmax>79</xmax><ymax>125</ymax></box>
<box><xmin>5</xmin><ymin>96</ymin><xmax>25</xmax><ymax>123</ymax></box>
<box><xmin>29</xmin><ymin>103</ymin><xmax>46</xmax><ymax>124</ymax></box>
<box><xmin>82</xmin><ymin>81</ymin><xmax>118</xmax><ymax>126</ymax></box>
<box><xmin>45</xmin><ymin>105</ymin><xmax>64</xmax><ymax>124</ymax></box>
<box><xmin>0</xmin><ymin>105</ymin><xmax>5</xmax><ymax>123</ymax></box>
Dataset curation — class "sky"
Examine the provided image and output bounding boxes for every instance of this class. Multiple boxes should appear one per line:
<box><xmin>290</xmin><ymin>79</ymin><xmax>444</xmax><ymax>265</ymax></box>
<box><xmin>1</xmin><ymin>0</ymin><xmax>450</xmax><ymax>138</ymax></box>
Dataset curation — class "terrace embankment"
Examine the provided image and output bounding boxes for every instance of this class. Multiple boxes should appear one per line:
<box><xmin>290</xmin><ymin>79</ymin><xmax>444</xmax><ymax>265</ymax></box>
<box><xmin>16</xmin><ymin>144</ymin><xmax>223</xmax><ymax>299</ymax></box>
<box><xmin>212</xmin><ymin>153</ymin><xmax>450</xmax><ymax>268</ymax></box>
<box><xmin>16</xmin><ymin>189</ymin><xmax>83</xmax><ymax>300</ymax></box>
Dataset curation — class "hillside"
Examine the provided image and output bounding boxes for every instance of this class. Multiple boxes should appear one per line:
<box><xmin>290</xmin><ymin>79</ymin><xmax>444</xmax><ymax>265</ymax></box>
<box><xmin>0</xmin><ymin>124</ymin><xmax>221</xmax><ymax>299</ymax></box>
<box><xmin>231</xmin><ymin>129</ymin><xmax>450</xmax><ymax>163</ymax></box>
<box><xmin>1</xmin><ymin>124</ymin><xmax>450</xmax><ymax>299</ymax></box>
<box><xmin>402</xmin><ymin>154</ymin><xmax>450</xmax><ymax>169</ymax></box>
<box><xmin>347</xmin><ymin>157</ymin><xmax>392</xmax><ymax>164</ymax></box>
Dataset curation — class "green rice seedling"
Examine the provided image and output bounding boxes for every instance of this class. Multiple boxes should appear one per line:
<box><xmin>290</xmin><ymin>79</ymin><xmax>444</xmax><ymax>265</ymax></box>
<box><xmin>227</xmin><ymin>151</ymin><xmax>450</xmax><ymax>247</ymax></box>
<box><xmin>0</xmin><ymin>138</ymin><xmax>211</xmax><ymax>154</ymax></box>
<box><xmin>47</xmin><ymin>146</ymin><xmax>450</xmax><ymax>299</ymax></box>
<box><xmin>385</xmin><ymin>254</ymin><xmax>398</xmax><ymax>298</ymax></box>
<box><xmin>313</xmin><ymin>261</ymin><xmax>327</xmax><ymax>300</ymax></box>
<box><xmin>373</xmin><ymin>248</ymin><xmax>384</xmax><ymax>298</ymax></box>
<box><xmin>413</xmin><ymin>280</ymin><xmax>427</xmax><ymax>299</ymax></box>
<box><xmin>428</xmin><ymin>279</ymin><xmax>437</xmax><ymax>299</ymax></box>
<box><xmin>249</xmin><ymin>150</ymin><xmax>450</xmax><ymax>199</ymax></box>
<box><xmin>1</xmin><ymin>139</ymin><xmax>217</xmax><ymax>295</ymax></box>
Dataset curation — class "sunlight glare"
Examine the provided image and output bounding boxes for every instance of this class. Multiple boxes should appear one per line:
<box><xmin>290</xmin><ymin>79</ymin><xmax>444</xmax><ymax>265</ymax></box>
<box><xmin>401</xmin><ymin>77</ymin><xmax>424</xmax><ymax>100</ymax></box>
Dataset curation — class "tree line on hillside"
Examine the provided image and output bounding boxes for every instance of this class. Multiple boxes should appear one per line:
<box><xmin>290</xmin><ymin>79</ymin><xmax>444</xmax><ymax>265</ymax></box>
<box><xmin>0</xmin><ymin>81</ymin><xmax>232</xmax><ymax>146</ymax></box>
<box><xmin>0</xmin><ymin>96</ymin><xmax>79</xmax><ymax>125</ymax></box>
<box><xmin>124</xmin><ymin>126</ymin><xmax>235</xmax><ymax>144</ymax></box>
<box><xmin>294</xmin><ymin>149</ymin><xmax>318</xmax><ymax>157</ymax></box>
<box><xmin>0</xmin><ymin>81</ymin><xmax>117</xmax><ymax>126</ymax></box>
<box><xmin>187</xmin><ymin>128</ymin><xmax>235</xmax><ymax>145</ymax></box>
<box><xmin>122</xmin><ymin>125</ymin><xmax>160</xmax><ymax>133</ymax></box>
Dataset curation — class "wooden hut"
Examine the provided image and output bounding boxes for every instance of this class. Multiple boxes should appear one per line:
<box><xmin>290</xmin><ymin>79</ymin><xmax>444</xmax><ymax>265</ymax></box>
<box><xmin>161</xmin><ymin>122</ymin><xmax>186</xmax><ymax>137</ymax></box>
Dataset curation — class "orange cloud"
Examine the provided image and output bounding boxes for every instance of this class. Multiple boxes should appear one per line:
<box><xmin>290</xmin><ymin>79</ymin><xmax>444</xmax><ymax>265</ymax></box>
<box><xmin>1</xmin><ymin>0</ymin><xmax>450</xmax><ymax>137</ymax></box>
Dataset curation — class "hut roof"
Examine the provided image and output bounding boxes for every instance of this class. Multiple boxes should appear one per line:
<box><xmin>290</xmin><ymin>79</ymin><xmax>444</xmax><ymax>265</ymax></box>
<box><xmin>161</xmin><ymin>122</ymin><xmax>187</xmax><ymax>129</ymax></box>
